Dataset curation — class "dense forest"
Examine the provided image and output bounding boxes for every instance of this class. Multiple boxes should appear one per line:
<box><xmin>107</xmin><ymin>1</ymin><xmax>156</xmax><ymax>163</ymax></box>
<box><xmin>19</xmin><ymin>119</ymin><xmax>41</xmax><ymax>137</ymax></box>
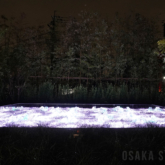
<box><xmin>0</xmin><ymin>10</ymin><xmax>164</xmax><ymax>105</ymax></box>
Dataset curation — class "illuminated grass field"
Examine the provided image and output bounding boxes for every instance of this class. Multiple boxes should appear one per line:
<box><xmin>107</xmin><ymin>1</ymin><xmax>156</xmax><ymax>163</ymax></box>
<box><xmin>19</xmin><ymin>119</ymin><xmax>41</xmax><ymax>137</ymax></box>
<box><xmin>1</xmin><ymin>103</ymin><xmax>165</xmax><ymax>128</ymax></box>
<box><xmin>1</xmin><ymin>103</ymin><xmax>165</xmax><ymax>164</ymax></box>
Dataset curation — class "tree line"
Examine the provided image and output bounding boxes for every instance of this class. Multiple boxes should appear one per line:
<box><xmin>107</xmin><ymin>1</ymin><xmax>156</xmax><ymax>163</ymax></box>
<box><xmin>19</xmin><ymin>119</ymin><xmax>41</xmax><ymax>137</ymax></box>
<box><xmin>0</xmin><ymin>10</ymin><xmax>163</xmax><ymax>103</ymax></box>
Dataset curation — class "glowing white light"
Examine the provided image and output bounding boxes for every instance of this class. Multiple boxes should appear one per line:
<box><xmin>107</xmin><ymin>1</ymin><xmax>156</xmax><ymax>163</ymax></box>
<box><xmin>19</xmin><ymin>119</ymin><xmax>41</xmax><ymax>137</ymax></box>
<box><xmin>62</xmin><ymin>88</ymin><xmax>75</xmax><ymax>95</ymax></box>
<box><xmin>0</xmin><ymin>105</ymin><xmax>165</xmax><ymax>128</ymax></box>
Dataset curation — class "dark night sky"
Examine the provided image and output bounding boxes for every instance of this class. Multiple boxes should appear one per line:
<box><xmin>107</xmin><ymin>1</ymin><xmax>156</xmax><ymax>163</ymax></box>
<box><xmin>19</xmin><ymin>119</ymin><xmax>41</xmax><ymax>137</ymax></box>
<box><xmin>0</xmin><ymin>0</ymin><xmax>165</xmax><ymax>36</ymax></box>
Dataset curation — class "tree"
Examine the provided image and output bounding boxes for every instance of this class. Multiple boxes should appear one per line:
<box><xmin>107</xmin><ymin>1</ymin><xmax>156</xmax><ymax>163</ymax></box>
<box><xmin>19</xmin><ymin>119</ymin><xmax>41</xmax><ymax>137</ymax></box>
<box><xmin>157</xmin><ymin>39</ymin><xmax>165</xmax><ymax>54</ymax></box>
<box><xmin>59</xmin><ymin>10</ymin><xmax>112</xmax><ymax>83</ymax></box>
<box><xmin>0</xmin><ymin>14</ymin><xmax>48</xmax><ymax>102</ymax></box>
<box><xmin>110</xmin><ymin>12</ymin><xmax>160</xmax><ymax>79</ymax></box>
<box><xmin>46</xmin><ymin>11</ymin><xmax>63</xmax><ymax>76</ymax></box>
